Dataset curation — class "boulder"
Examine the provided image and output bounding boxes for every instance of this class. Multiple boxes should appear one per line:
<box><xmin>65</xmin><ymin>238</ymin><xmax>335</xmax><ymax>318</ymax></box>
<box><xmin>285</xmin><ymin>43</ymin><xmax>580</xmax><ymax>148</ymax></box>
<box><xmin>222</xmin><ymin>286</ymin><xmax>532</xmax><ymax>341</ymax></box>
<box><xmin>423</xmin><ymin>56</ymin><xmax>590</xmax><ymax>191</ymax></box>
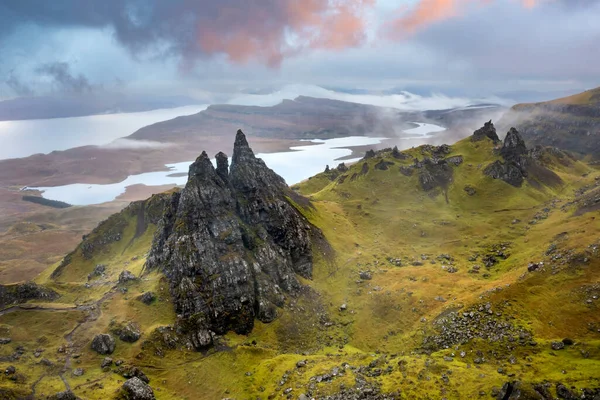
<box><xmin>551</xmin><ymin>341</ymin><xmax>565</xmax><ymax>351</ymax></box>
<box><xmin>118</xmin><ymin>322</ymin><xmax>141</xmax><ymax>343</ymax></box>
<box><xmin>87</xmin><ymin>264</ymin><xmax>106</xmax><ymax>280</ymax></box>
<box><xmin>101</xmin><ymin>357</ymin><xmax>113</xmax><ymax>368</ymax></box>
<box><xmin>119</xmin><ymin>377</ymin><xmax>155</xmax><ymax>400</ymax></box>
<box><xmin>48</xmin><ymin>391</ymin><xmax>81</xmax><ymax>400</ymax></box>
<box><xmin>118</xmin><ymin>270</ymin><xmax>137</xmax><ymax>284</ymax></box>
<box><xmin>464</xmin><ymin>185</ymin><xmax>476</xmax><ymax>196</ymax></box>
<box><xmin>336</xmin><ymin>163</ymin><xmax>349</xmax><ymax>172</ymax></box>
<box><xmin>138</xmin><ymin>292</ymin><xmax>156</xmax><ymax>305</ymax></box>
<box><xmin>91</xmin><ymin>334</ymin><xmax>116</xmax><ymax>355</ymax></box>
<box><xmin>363</xmin><ymin>149</ymin><xmax>376</xmax><ymax>159</ymax></box>
<box><xmin>374</xmin><ymin>159</ymin><xmax>394</xmax><ymax>170</ymax></box>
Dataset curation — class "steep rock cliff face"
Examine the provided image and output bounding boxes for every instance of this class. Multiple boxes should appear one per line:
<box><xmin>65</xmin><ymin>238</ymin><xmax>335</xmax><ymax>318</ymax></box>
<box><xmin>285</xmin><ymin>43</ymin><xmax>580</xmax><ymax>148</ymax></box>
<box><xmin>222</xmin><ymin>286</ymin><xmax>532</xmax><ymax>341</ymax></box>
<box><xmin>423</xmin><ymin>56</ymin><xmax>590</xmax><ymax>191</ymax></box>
<box><xmin>145</xmin><ymin>130</ymin><xmax>315</xmax><ymax>348</ymax></box>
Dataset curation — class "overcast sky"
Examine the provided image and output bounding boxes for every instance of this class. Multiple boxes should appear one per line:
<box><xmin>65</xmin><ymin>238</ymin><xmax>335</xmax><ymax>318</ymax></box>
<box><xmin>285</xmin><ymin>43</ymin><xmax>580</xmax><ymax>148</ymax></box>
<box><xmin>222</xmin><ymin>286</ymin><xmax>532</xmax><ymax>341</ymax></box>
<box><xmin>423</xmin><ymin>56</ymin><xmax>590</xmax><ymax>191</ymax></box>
<box><xmin>0</xmin><ymin>0</ymin><xmax>598</xmax><ymax>101</ymax></box>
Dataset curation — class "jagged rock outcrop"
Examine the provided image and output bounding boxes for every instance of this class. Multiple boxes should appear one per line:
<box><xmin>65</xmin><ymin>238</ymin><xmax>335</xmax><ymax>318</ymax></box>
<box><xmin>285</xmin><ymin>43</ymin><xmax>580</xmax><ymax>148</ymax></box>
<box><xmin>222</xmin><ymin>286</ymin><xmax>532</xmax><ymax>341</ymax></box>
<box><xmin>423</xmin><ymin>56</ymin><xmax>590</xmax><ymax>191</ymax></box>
<box><xmin>0</xmin><ymin>282</ymin><xmax>58</xmax><ymax>308</ymax></box>
<box><xmin>484</xmin><ymin>127</ymin><xmax>530</xmax><ymax>187</ymax></box>
<box><xmin>482</xmin><ymin>125</ymin><xmax>563</xmax><ymax>188</ymax></box>
<box><xmin>145</xmin><ymin>130</ymin><xmax>316</xmax><ymax>348</ymax></box>
<box><xmin>472</xmin><ymin>120</ymin><xmax>500</xmax><ymax>143</ymax></box>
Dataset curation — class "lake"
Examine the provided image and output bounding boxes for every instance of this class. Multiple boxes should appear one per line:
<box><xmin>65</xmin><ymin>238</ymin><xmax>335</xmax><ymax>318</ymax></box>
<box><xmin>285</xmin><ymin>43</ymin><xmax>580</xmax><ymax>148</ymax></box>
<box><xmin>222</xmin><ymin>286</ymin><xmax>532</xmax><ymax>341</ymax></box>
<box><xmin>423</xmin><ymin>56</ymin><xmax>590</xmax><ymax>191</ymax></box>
<box><xmin>25</xmin><ymin>136</ymin><xmax>387</xmax><ymax>205</ymax></box>
<box><xmin>26</xmin><ymin>121</ymin><xmax>447</xmax><ymax>206</ymax></box>
<box><xmin>0</xmin><ymin>105</ymin><xmax>208</xmax><ymax>160</ymax></box>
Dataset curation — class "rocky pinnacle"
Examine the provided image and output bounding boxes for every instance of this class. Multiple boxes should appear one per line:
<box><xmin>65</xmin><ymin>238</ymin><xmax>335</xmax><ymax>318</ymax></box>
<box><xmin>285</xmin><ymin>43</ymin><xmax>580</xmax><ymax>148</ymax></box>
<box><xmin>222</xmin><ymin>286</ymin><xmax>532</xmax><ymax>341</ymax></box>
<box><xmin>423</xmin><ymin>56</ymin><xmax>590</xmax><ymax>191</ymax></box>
<box><xmin>145</xmin><ymin>130</ymin><xmax>316</xmax><ymax>349</ymax></box>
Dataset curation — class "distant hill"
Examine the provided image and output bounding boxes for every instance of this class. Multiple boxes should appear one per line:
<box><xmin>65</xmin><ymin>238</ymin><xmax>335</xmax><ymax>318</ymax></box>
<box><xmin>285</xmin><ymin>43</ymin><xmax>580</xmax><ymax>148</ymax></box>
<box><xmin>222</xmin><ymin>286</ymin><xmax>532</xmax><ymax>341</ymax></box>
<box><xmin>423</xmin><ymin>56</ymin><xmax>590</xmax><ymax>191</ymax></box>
<box><xmin>498</xmin><ymin>86</ymin><xmax>600</xmax><ymax>159</ymax></box>
<box><xmin>129</xmin><ymin>95</ymin><xmax>502</xmax><ymax>142</ymax></box>
<box><xmin>0</xmin><ymin>93</ymin><xmax>200</xmax><ymax>121</ymax></box>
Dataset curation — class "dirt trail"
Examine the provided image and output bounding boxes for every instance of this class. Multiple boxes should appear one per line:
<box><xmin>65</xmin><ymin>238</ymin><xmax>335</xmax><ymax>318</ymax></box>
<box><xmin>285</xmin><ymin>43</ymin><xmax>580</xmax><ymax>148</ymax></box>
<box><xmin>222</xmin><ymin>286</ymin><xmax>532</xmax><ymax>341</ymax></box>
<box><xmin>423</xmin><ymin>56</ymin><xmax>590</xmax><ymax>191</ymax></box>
<box><xmin>0</xmin><ymin>285</ymin><xmax>119</xmax><ymax>395</ymax></box>
<box><xmin>58</xmin><ymin>287</ymin><xmax>117</xmax><ymax>392</ymax></box>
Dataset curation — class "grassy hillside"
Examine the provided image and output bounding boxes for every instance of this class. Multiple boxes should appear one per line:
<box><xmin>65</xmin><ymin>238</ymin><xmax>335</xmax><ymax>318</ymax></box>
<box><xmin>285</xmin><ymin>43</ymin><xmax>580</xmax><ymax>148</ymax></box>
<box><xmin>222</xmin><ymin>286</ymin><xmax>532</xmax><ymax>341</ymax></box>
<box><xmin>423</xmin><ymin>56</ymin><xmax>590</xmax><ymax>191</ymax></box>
<box><xmin>1</xmin><ymin>134</ymin><xmax>599</xmax><ymax>399</ymax></box>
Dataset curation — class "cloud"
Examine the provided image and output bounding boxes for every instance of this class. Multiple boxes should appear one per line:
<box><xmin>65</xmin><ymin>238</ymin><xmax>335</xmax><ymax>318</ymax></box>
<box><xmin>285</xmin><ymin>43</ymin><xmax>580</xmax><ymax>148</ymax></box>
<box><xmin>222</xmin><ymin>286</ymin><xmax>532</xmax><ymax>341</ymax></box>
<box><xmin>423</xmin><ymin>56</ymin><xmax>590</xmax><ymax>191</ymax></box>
<box><xmin>0</xmin><ymin>0</ymin><xmax>375</xmax><ymax>68</ymax></box>
<box><xmin>384</xmin><ymin>0</ymin><xmax>544</xmax><ymax>38</ymax></box>
<box><xmin>225</xmin><ymin>84</ymin><xmax>510</xmax><ymax>111</ymax></box>
<box><xmin>35</xmin><ymin>62</ymin><xmax>93</xmax><ymax>94</ymax></box>
<box><xmin>5</xmin><ymin>71</ymin><xmax>34</xmax><ymax>96</ymax></box>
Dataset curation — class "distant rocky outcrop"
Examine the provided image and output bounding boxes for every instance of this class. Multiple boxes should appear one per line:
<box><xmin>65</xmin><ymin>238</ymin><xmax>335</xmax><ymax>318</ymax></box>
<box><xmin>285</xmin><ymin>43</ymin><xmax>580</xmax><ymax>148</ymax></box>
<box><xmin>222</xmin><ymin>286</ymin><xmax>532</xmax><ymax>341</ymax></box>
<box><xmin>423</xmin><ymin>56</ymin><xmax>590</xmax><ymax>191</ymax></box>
<box><xmin>479</xmin><ymin>123</ymin><xmax>563</xmax><ymax>188</ymax></box>
<box><xmin>145</xmin><ymin>130</ymin><xmax>318</xmax><ymax>349</ymax></box>
<box><xmin>0</xmin><ymin>282</ymin><xmax>58</xmax><ymax>308</ymax></box>
<box><xmin>471</xmin><ymin>120</ymin><xmax>500</xmax><ymax>143</ymax></box>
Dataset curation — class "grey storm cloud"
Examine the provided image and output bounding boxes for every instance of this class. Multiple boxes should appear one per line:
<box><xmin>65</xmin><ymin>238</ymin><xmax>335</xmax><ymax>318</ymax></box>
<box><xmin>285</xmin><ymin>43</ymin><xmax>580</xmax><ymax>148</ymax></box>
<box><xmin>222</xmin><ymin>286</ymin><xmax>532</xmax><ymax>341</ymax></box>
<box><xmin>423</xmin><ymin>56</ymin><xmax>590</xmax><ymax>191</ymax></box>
<box><xmin>0</xmin><ymin>0</ymin><xmax>599</xmax><ymax>99</ymax></box>
<box><xmin>35</xmin><ymin>62</ymin><xmax>93</xmax><ymax>94</ymax></box>
<box><xmin>5</xmin><ymin>71</ymin><xmax>34</xmax><ymax>96</ymax></box>
<box><xmin>0</xmin><ymin>0</ymin><xmax>374</xmax><ymax>67</ymax></box>
<box><xmin>406</xmin><ymin>1</ymin><xmax>600</xmax><ymax>81</ymax></box>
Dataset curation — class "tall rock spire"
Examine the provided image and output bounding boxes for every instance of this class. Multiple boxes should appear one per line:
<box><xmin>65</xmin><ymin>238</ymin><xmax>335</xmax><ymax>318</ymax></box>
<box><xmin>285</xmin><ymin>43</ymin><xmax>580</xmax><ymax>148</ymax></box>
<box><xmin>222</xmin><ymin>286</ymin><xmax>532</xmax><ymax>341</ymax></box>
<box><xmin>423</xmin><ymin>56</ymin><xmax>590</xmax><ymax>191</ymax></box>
<box><xmin>145</xmin><ymin>130</ymin><xmax>317</xmax><ymax>349</ymax></box>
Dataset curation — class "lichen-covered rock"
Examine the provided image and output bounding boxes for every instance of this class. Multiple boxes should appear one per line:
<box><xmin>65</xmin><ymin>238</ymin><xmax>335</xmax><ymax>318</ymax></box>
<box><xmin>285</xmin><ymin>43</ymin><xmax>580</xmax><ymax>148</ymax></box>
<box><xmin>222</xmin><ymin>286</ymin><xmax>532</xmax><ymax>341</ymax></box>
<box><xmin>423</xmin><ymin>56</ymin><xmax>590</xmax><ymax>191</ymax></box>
<box><xmin>119</xmin><ymin>377</ymin><xmax>155</xmax><ymax>400</ymax></box>
<box><xmin>145</xmin><ymin>130</ymin><xmax>318</xmax><ymax>348</ymax></box>
<box><xmin>91</xmin><ymin>334</ymin><xmax>116</xmax><ymax>355</ymax></box>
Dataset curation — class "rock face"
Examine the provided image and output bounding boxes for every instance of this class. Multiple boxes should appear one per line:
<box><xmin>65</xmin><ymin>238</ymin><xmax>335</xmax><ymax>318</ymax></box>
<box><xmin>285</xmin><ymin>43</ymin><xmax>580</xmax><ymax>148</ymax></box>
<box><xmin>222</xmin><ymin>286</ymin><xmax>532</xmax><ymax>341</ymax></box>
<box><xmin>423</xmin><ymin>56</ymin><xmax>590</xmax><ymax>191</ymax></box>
<box><xmin>0</xmin><ymin>282</ymin><xmax>58</xmax><ymax>308</ymax></box>
<box><xmin>91</xmin><ymin>334</ymin><xmax>116</xmax><ymax>355</ymax></box>
<box><xmin>119</xmin><ymin>377</ymin><xmax>155</xmax><ymax>400</ymax></box>
<box><xmin>472</xmin><ymin>120</ymin><xmax>500</xmax><ymax>143</ymax></box>
<box><xmin>145</xmin><ymin>130</ymin><xmax>316</xmax><ymax>348</ymax></box>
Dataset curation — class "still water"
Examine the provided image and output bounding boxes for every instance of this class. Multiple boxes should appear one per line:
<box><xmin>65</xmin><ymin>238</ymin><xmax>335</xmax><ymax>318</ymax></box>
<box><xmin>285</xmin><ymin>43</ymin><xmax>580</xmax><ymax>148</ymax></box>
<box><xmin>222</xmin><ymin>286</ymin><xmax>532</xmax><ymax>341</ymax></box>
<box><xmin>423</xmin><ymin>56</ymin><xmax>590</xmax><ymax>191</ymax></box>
<box><xmin>0</xmin><ymin>105</ymin><xmax>208</xmax><ymax>160</ymax></box>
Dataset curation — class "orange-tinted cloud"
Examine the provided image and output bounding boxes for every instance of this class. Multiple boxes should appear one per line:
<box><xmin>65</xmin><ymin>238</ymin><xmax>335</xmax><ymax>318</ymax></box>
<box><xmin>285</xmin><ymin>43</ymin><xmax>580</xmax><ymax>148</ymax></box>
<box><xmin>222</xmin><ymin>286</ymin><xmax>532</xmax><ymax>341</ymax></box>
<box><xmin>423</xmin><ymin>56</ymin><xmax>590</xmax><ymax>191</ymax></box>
<box><xmin>195</xmin><ymin>0</ymin><xmax>375</xmax><ymax>67</ymax></box>
<box><xmin>385</xmin><ymin>0</ymin><xmax>542</xmax><ymax>38</ymax></box>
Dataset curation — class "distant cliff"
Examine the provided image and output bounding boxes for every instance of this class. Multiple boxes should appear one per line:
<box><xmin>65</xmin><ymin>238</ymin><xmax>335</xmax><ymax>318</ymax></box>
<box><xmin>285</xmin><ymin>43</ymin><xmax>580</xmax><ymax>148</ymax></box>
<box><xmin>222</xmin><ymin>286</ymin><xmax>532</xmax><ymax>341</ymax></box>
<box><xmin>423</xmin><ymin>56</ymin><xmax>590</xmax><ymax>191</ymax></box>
<box><xmin>498</xmin><ymin>87</ymin><xmax>600</xmax><ymax>159</ymax></box>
